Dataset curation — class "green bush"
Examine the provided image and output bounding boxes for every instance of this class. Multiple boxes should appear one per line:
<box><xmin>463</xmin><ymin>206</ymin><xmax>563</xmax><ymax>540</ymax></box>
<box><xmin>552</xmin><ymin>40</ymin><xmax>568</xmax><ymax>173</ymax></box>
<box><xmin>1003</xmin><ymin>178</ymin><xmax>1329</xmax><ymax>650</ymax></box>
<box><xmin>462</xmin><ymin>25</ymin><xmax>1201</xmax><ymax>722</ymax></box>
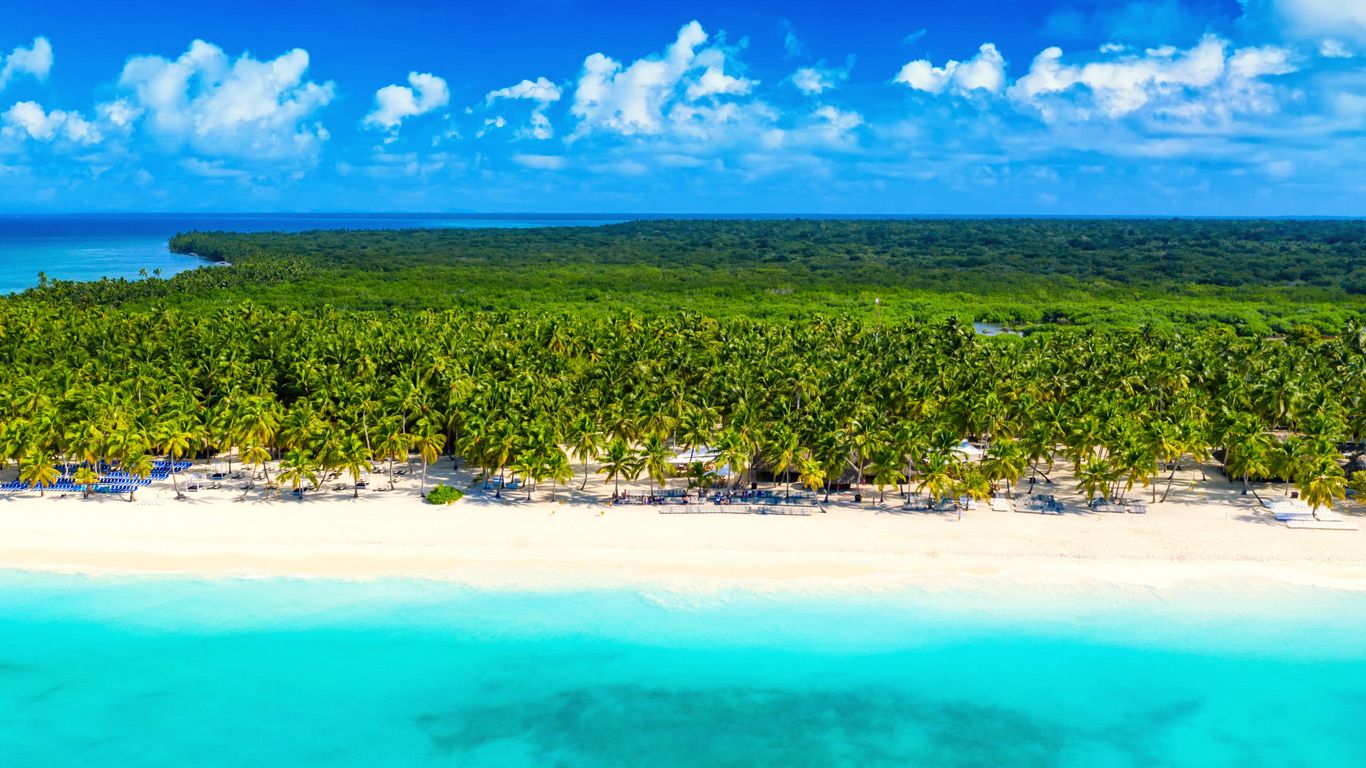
<box><xmin>425</xmin><ymin>484</ymin><xmax>464</xmax><ymax>505</ymax></box>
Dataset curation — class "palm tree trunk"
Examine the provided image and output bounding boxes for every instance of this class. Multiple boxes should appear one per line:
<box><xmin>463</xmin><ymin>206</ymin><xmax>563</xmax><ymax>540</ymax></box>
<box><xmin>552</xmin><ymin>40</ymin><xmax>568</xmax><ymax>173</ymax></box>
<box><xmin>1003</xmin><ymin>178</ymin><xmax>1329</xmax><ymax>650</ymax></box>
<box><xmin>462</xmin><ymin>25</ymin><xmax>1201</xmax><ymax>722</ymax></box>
<box><xmin>581</xmin><ymin>459</ymin><xmax>589</xmax><ymax>491</ymax></box>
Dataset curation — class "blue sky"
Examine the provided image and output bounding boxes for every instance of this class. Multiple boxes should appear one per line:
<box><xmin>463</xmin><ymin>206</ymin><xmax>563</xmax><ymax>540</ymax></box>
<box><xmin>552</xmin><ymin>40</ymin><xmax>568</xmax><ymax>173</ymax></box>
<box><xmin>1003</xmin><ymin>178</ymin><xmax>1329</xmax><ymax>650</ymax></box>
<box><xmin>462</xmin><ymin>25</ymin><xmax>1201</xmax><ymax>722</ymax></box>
<box><xmin>2</xmin><ymin>0</ymin><xmax>1364</xmax><ymax>214</ymax></box>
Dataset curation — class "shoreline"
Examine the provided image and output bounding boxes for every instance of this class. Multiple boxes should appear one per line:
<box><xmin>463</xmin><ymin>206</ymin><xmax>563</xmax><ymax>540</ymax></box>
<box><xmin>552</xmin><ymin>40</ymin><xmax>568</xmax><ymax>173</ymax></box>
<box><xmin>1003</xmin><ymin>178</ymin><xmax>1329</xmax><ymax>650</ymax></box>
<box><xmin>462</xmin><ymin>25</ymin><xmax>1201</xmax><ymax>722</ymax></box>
<box><xmin>5</xmin><ymin>556</ymin><xmax>1365</xmax><ymax>597</ymax></box>
<box><xmin>3</xmin><ymin>461</ymin><xmax>1364</xmax><ymax>595</ymax></box>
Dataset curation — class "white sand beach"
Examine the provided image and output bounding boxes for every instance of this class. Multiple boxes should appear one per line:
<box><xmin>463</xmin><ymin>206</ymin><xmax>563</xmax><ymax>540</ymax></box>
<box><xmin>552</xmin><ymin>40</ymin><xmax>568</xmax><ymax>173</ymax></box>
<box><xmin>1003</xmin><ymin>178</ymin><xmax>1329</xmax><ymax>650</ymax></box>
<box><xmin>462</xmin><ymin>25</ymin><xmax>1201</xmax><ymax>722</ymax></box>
<box><xmin>1</xmin><ymin>458</ymin><xmax>1363</xmax><ymax>592</ymax></box>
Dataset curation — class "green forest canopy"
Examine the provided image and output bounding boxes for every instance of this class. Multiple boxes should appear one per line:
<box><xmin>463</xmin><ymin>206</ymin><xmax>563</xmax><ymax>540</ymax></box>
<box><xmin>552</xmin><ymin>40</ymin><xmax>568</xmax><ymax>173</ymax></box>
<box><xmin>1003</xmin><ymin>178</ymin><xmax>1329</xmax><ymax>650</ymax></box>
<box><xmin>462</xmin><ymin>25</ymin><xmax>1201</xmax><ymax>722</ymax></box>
<box><xmin>3</xmin><ymin>219</ymin><xmax>1366</xmax><ymax>507</ymax></box>
<box><xmin>17</xmin><ymin>218</ymin><xmax>1366</xmax><ymax>334</ymax></box>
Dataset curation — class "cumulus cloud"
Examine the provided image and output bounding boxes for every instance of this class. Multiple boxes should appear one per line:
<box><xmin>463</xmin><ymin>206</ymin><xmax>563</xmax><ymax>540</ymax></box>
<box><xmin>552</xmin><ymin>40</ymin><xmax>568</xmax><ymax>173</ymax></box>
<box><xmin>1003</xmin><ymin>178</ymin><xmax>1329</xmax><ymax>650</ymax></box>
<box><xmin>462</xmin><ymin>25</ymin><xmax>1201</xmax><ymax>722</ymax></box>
<box><xmin>96</xmin><ymin>99</ymin><xmax>142</xmax><ymax>129</ymax></box>
<box><xmin>790</xmin><ymin>59</ymin><xmax>852</xmax><ymax>95</ymax></box>
<box><xmin>118</xmin><ymin>40</ymin><xmax>335</xmax><ymax>160</ymax></box>
<box><xmin>895</xmin><ymin>43</ymin><xmax>1006</xmax><ymax>96</ymax></box>
<box><xmin>1319</xmin><ymin>40</ymin><xmax>1353</xmax><ymax>59</ymax></box>
<box><xmin>798</xmin><ymin>105</ymin><xmax>864</xmax><ymax>149</ymax></box>
<box><xmin>486</xmin><ymin>76</ymin><xmax>561</xmax><ymax>105</ymax></box>
<box><xmin>571</xmin><ymin>20</ymin><xmax>759</xmax><ymax>137</ymax></box>
<box><xmin>1</xmin><ymin>100</ymin><xmax>100</xmax><ymax>144</ymax></box>
<box><xmin>1009</xmin><ymin>35</ymin><xmax>1294</xmax><ymax>122</ymax></box>
<box><xmin>365</xmin><ymin>71</ymin><xmax>449</xmax><ymax>132</ymax></box>
<box><xmin>0</xmin><ymin>37</ymin><xmax>52</xmax><ymax>91</ymax></box>
<box><xmin>485</xmin><ymin>77</ymin><xmax>561</xmax><ymax>139</ymax></box>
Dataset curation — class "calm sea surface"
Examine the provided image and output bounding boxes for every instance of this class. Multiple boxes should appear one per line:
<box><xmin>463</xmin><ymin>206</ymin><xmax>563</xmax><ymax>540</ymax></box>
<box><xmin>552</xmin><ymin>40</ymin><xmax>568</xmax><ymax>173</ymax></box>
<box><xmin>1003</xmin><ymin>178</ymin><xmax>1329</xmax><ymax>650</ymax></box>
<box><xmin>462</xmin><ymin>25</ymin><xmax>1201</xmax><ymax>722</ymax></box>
<box><xmin>1</xmin><ymin>573</ymin><xmax>1363</xmax><ymax>767</ymax></box>
<box><xmin>0</xmin><ymin>214</ymin><xmax>625</xmax><ymax>294</ymax></box>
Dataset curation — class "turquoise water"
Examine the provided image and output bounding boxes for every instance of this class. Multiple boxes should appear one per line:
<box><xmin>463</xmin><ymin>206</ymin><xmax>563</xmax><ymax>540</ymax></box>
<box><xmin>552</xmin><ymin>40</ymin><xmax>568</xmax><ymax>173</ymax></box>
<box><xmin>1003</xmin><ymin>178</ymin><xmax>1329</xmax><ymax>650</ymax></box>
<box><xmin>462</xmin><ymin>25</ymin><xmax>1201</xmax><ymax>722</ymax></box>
<box><xmin>1</xmin><ymin>574</ymin><xmax>1364</xmax><ymax>767</ymax></box>
<box><xmin>0</xmin><ymin>214</ymin><xmax>624</xmax><ymax>293</ymax></box>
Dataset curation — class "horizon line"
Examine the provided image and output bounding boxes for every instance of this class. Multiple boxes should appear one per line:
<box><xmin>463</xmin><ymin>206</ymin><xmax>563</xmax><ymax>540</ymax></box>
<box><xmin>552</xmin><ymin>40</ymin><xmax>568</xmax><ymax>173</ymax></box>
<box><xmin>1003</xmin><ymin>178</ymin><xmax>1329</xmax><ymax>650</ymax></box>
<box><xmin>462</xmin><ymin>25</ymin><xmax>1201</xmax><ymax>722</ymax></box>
<box><xmin>4</xmin><ymin>212</ymin><xmax>1366</xmax><ymax>221</ymax></box>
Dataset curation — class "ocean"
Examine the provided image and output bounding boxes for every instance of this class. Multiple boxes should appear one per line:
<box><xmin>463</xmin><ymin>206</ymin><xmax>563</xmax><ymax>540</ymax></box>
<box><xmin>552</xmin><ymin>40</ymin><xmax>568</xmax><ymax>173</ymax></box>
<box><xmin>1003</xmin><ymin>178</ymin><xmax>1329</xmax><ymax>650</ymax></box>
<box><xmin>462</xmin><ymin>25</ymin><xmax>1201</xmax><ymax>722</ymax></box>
<box><xmin>1</xmin><ymin>573</ymin><xmax>1363</xmax><ymax>767</ymax></box>
<box><xmin>0</xmin><ymin>214</ymin><xmax>625</xmax><ymax>294</ymax></box>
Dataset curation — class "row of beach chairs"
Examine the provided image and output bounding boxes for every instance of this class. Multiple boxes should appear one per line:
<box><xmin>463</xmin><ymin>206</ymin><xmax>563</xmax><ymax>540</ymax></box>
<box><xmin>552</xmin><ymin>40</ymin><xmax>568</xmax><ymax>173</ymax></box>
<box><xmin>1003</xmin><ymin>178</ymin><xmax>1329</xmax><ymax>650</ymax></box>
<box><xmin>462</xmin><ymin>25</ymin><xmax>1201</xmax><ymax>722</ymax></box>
<box><xmin>659</xmin><ymin>504</ymin><xmax>813</xmax><ymax>516</ymax></box>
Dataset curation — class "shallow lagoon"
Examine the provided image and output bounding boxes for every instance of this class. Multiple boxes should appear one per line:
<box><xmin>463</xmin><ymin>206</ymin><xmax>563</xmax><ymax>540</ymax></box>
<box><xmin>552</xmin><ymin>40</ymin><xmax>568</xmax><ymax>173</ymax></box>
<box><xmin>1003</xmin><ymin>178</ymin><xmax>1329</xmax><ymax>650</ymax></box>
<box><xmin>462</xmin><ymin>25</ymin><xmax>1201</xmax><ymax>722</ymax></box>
<box><xmin>1</xmin><ymin>574</ymin><xmax>1363</xmax><ymax>767</ymax></box>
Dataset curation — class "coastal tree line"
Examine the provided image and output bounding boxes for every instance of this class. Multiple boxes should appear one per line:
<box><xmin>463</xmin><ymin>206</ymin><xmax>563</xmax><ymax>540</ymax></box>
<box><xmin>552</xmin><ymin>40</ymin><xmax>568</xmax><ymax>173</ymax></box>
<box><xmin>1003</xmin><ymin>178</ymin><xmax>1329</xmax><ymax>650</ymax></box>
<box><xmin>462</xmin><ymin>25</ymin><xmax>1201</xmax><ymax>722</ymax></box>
<box><xmin>0</xmin><ymin>303</ymin><xmax>1362</xmax><ymax>511</ymax></box>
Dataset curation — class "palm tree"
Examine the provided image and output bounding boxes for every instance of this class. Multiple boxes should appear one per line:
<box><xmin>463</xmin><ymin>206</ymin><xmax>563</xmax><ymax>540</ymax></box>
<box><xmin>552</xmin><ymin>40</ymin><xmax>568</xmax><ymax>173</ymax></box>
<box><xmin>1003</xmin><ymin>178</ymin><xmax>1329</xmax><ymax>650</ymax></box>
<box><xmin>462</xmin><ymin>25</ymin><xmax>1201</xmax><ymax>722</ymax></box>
<box><xmin>639</xmin><ymin>432</ymin><xmax>674</xmax><ymax>497</ymax></box>
<box><xmin>20</xmin><ymin>452</ymin><xmax>58</xmax><ymax>497</ymax></box>
<box><xmin>916</xmin><ymin>451</ymin><xmax>957</xmax><ymax>504</ymax></box>
<box><xmin>508</xmin><ymin>457</ymin><xmax>538</xmax><ymax>500</ymax></box>
<box><xmin>155</xmin><ymin>422</ymin><xmax>195</xmax><ymax>499</ymax></box>
<box><xmin>566</xmin><ymin>415</ymin><xmax>606</xmax><ymax>491</ymax></box>
<box><xmin>545</xmin><ymin>448</ymin><xmax>575</xmax><ymax>501</ymax></box>
<box><xmin>714</xmin><ymin>427</ymin><xmax>751</xmax><ymax>491</ymax></box>
<box><xmin>1299</xmin><ymin>453</ymin><xmax>1345</xmax><ymax>518</ymax></box>
<box><xmin>1348</xmin><ymin>470</ymin><xmax>1366</xmax><ymax>514</ymax></box>
<box><xmin>124</xmin><ymin>452</ymin><xmax>154</xmax><ymax>502</ymax></box>
<box><xmin>685</xmin><ymin>460</ymin><xmax>718</xmax><ymax>491</ymax></box>
<box><xmin>1224</xmin><ymin>429</ymin><xmax>1273</xmax><ymax>496</ymax></box>
<box><xmin>867</xmin><ymin>447</ymin><xmax>906</xmax><ymax>503</ymax></box>
<box><xmin>797</xmin><ymin>456</ymin><xmax>825</xmax><ymax>496</ymax></box>
<box><xmin>74</xmin><ymin>466</ymin><xmax>99</xmax><ymax>499</ymax></box>
<box><xmin>241</xmin><ymin>443</ymin><xmax>272</xmax><ymax>490</ymax></box>
<box><xmin>1075</xmin><ymin>457</ymin><xmax>1116</xmax><ymax>502</ymax></box>
<box><xmin>375</xmin><ymin>423</ymin><xmax>409</xmax><ymax>490</ymax></box>
<box><xmin>765</xmin><ymin>425</ymin><xmax>801</xmax><ymax>499</ymax></box>
<box><xmin>412</xmin><ymin>419</ymin><xmax>446</xmax><ymax>496</ymax></box>
<box><xmin>597</xmin><ymin>438</ymin><xmax>639</xmax><ymax>498</ymax></box>
<box><xmin>337</xmin><ymin>434</ymin><xmax>373</xmax><ymax>499</ymax></box>
<box><xmin>983</xmin><ymin>438</ymin><xmax>1027</xmax><ymax>499</ymax></box>
<box><xmin>277</xmin><ymin>450</ymin><xmax>318</xmax><ymax>500</ymax></box>
<box><xmin>955</xmin><ymin>465</ymin><xmax>992</xmax><ymax>511</ymax></box>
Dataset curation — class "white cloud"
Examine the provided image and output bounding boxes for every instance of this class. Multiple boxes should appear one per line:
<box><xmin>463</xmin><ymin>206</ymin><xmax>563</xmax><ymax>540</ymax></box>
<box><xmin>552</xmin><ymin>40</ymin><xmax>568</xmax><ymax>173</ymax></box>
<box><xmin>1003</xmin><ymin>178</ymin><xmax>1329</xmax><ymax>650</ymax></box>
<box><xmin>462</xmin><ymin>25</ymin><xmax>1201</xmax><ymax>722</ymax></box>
<box><xmin>1272</xmin><ymin>0</ymin><xmax>1366</xmax><ymax>44</ymax></box>
<box><xmin>526</xmin><ymin>111</ymin><xmax>553</xmax><ymax>140</ymax></box>
<box><xmin>571</xmin><ymin>20</ymin><xmax>759</xmax><ymax>137</ymax></box>
<box><xmin>181</xmin><ymin>157</ymin><xmax>251</xmax><ymax>179</ymax></box>
<box><xmin>96</xmin><ymin>99</ymin><xmax>142</xmax><ymax>129</ymax></box>
<box><xmin>1</xmin><ymin>100</ymin><xmax>101</xmax><ymax>144</ymax></box>
<box><xmin>1008</xmin><ymin>35</ymin><xmax>1293</xmax><ymax>122</ymax></box>
<box><xmin>118</xmin><ymin>40</ymin><xmax>335</xmax><ymax>160</ymax></box>
<box><xmin>790</xmin><ymin>60</ymin><xmax>851</xmax><ymax>95</ymax></box>
<box><xmin>803</xmin><ymin>105</ymin><xmax>864</xmax><ymax>149</ymax></box>
<box><xmin>485</xmin><ymin>76</ymin><xmax>561</xmax><ymax>140</ymax></box>
<box><xmin>895</xmin><ymin>43</ymin><xmax>1006</xmax><ymax>96</ymax></box>
<box><xmin>1319</xmin><ymin>40</ymin><xmax>1353</xmax><ymax>59</ymax></box>
<box><xmin>686</xmin><ymin>49</ymin><xmax>756</xmax><ymax>99</ymax></box>
<box><xmin>365</xmin><ymin>71</ymin><xmax>449</xmax><ymax>132</ymax></box>
<box><xmin>0</xmin><ymin>37</ymin><xmax>52</xmax><ymax>91</ymax></box>
<box><xmin>486</xmin><ymin>77</ymin><xmax>561</xmax><ymax>105</ymax></box>
<box><xmin>477</xmin><ymin>115</ymin><xmax>506</xmax><ymax>138</ymax></box>
<box><xmin>512</xmin><ymin>153</ymin><xmax>566</xmax><ymax>170</ymax></box>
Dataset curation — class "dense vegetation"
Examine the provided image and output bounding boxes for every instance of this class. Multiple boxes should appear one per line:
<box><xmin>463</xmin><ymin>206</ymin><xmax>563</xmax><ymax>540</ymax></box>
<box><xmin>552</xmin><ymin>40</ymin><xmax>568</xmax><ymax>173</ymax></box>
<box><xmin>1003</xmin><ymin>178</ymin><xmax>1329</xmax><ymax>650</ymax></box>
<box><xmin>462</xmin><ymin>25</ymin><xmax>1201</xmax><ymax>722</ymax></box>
<box><xmin>3</xmin><ymin>219</ymin><xmax>1365</xmax><ymax>510</ymax></box>
<box><xmin>19</xmin><ymin>219</ymin><xmax>1366</xmax><ymax>333</ymax></box>
<box><xmin>0</xmin><ymin>304</ymin><xmax>1362</xmax><ymax>510</ymax></box>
